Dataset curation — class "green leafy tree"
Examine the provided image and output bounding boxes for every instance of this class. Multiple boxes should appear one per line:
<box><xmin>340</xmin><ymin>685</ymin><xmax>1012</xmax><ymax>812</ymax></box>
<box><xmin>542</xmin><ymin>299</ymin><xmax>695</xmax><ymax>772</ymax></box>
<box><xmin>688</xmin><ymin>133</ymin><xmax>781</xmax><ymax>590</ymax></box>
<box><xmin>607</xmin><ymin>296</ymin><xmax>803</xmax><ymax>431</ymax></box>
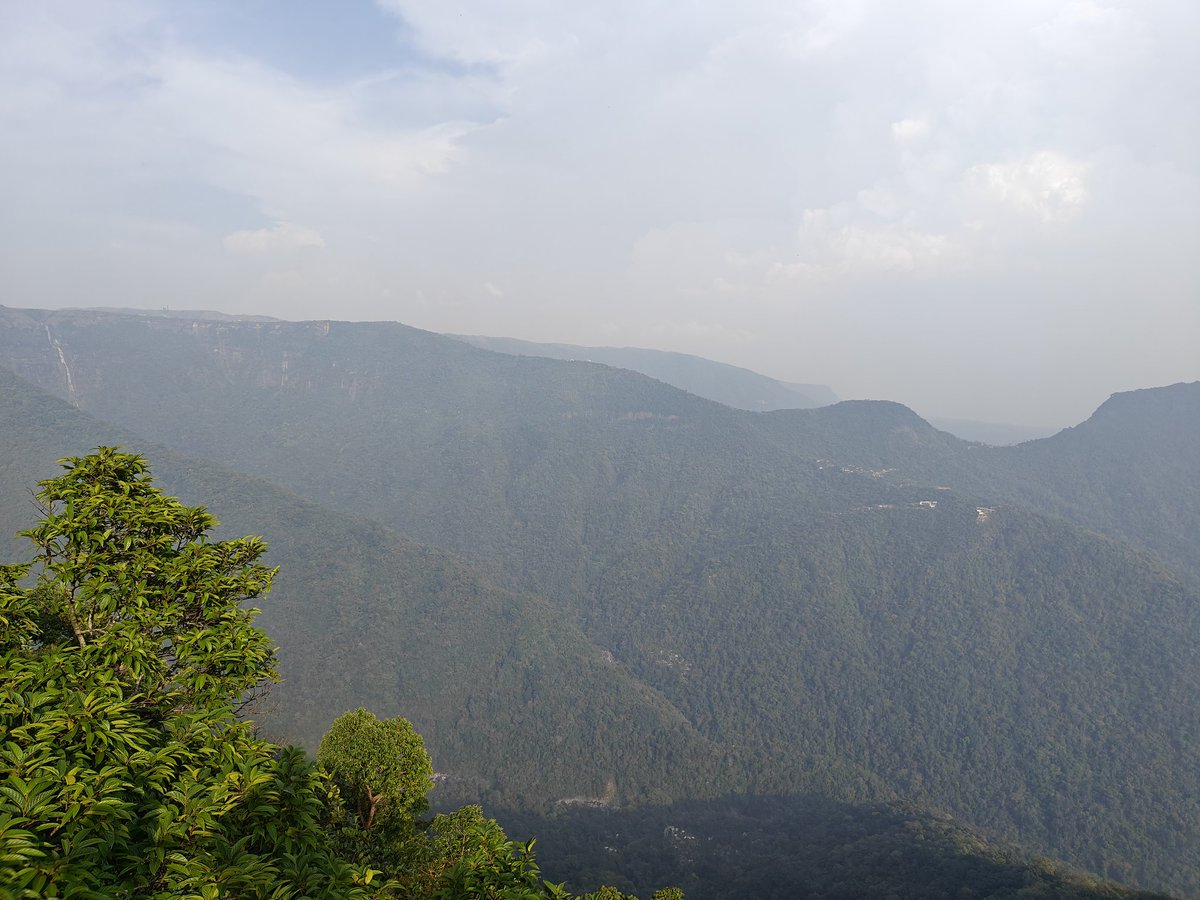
<box><xmin>0</xmin><ymin>449</ymin><xmax>374</xmax><ymax>898</ymax></box>
<box><xmin>18</xmin><ymin>447</ymin><xmax>277</xmax><ymax>709</ymax></box>
<box><xmin>430</xmin><ymin>819</ymin><xmax>568</xmax><ymax>900</ymax></box>
<box><xmin>319</xmin><ymin>707</ymin><xmax>434</xmax><ymax>831</ymax></box>
<box><xmin>585</xmin><ymin>887</ymin><xmax>637</xmax><ymax>900</ymax></box>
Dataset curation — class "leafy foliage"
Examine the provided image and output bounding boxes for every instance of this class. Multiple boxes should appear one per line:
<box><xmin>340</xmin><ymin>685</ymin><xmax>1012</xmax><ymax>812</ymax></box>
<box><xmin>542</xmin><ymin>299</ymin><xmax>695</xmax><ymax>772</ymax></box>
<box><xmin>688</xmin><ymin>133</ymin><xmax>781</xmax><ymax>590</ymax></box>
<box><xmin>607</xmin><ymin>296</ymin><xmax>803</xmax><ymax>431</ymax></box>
<box><xmin>19</xmin><ymin>447</ymin><xmax>277</xmax><ymax>707</ymax></box>
<box><xmin>0</xmin><ymin>449</ymin><xmax>371</xmax><ymax>898</ymax></box>
<box><xmin>319</xmin><ymin>708</ymin><xmax>433</xmax><ymax>829</ymax></box>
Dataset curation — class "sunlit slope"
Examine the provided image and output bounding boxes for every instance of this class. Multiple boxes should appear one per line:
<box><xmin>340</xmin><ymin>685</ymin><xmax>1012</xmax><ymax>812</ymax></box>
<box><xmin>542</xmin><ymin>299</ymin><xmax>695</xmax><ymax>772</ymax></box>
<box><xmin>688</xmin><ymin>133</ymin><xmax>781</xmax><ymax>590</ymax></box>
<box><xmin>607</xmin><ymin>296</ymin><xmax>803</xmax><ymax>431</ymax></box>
<box><xmin>0</xmin><ymin>308</ymin><xmax>878</xmax><ymax>597</ymax></box>
<box><xmin>0</xmin><ymin>367</ymin><xmax>725</xmax><ymax>808</ymax></box>
<box><xmin>1</xmin><ymin>367</ymin><xmax>1173</xmax><ymax>899</ymax></box>
<box><xmin>1</xmin><ymin>309</ymin><xmax>1199</xmax><ymax>892</ymax></box>
<box><xmin>3</xmin><ymin>311</ymin><xmax>1195</xmax><ymax>584</ymax></box>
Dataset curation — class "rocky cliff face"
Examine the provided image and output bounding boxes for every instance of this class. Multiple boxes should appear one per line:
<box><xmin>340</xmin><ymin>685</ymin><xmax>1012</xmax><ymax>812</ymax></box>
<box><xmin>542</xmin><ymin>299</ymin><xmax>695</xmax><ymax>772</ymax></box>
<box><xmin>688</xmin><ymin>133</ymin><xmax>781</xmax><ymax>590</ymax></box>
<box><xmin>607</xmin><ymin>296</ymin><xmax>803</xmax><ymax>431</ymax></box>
<box><xmin>0</xmin><ymin>306</ymin><xmax>373</xmax><ymax>417</ymax></box>
<box><xmin>0</xmin><ymin>306</ymin><xmax>78</xmax><ymax>402</ymax></box>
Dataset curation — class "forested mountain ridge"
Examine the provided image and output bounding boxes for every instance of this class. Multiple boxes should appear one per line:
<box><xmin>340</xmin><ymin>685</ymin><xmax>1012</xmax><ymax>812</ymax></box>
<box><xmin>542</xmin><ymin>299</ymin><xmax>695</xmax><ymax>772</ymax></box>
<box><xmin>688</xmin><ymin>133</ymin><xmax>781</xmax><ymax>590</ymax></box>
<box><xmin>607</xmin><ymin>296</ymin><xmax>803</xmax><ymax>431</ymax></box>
<box><xmin>4</xmin><ymin>305</ymin><xmax>1195</xmax><ymax>577</ymax></box>
<box><xmin>0</xmin><ymin>306</ymin><xmax>1198</xmax><ymax>893</ymax></box>
<box><xmin>503</xmin><ymin>796</ymin><xmax>1174</xmax><ymax>900</ymax></box>
<box><xmin>451</xmin><ymin>333</ymin><xmax>837</xmax><ymax>410</ymax></box>
<box><xmin>753</xmin><ymin>383</ymin><xmax>1200</xmax><ymax>580</ymax></box>
<box><xmin>0</xmin><ymin>428</ymin><xmax>1170</xmax><ymax>899</ymax></box>
<box><xmin>0</xmin><ymin>367</ymin><xmax>728</xmax><ymax>809</ymax></box>
<box><xmin>451</xmin><ymin>333</ymin><xmax>1061</xmax><ymax>446</ymax></box>
<box><xmin>978</xmin><ymin>383</ymin><xmax>1200</xmax><ymax>580</ymax></box>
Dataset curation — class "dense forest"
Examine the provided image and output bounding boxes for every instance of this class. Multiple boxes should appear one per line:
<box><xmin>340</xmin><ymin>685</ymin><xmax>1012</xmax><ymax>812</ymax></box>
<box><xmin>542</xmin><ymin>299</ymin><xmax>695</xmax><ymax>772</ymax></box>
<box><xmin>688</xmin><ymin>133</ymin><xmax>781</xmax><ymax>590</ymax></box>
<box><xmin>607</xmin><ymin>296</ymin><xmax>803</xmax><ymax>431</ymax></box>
<box><xmin>0</xmin><ymin>449</ymin><xmax>1170</xmax><ymax>899</ymax></box>
<box><xmin>0</xmin><ymin>448</ymin><xmax>689</xmax><ymax>898</ymax></box>
<box><xmin>1</xmin><ymin>305</ymin><xmax>1197</xmax><ymax>896</ymax></box>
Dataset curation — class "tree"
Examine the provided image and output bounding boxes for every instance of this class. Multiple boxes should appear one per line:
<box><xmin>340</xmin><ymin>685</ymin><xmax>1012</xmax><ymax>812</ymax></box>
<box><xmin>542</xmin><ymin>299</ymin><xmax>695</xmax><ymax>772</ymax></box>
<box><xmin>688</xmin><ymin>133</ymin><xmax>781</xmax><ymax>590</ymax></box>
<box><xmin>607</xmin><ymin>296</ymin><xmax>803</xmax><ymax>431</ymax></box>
<box><xmin>0</xmin><ymin>449</ymin><xmax>373</xmax><ymax>898</ymax></box>
<box><xmin>318</xmin><ymin>707</ymin><xmax>434</xmax><ymax>831</ymax></box>
<box><xmin>17</xmin><ymin>447</ymin><xmax>277</xmax><ymax>710</ymax></box>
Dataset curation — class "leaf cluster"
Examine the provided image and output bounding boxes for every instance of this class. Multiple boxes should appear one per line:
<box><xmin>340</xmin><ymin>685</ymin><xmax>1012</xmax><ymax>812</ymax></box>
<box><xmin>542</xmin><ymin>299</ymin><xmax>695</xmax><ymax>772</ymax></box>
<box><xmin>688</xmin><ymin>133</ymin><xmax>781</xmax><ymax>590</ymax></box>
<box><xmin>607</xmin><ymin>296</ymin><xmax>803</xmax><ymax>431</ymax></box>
<box><xmin>0</xmin><ymin>450</ymin><xmax>371</xmax><ymax>898</ymax></box>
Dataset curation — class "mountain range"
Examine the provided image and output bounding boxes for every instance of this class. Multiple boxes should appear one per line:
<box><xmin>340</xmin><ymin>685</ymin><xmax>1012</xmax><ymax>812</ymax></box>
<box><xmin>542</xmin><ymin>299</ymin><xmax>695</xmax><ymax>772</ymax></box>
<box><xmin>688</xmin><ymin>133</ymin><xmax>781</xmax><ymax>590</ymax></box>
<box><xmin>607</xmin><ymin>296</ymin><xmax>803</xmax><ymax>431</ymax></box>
<box><xmin>0</xmin><ymin>304</ymin><xmax>1196</xmax><ymax>896</ymax></box>
<box><xmin>451</xmin><ymin>333</ymin><xmax>838</xmax><ymax>410</ymax></box>
<box><xmin>452</xmin><ymin>332</ymin><xmax>1062</xmax><ymax>445</ymax></box>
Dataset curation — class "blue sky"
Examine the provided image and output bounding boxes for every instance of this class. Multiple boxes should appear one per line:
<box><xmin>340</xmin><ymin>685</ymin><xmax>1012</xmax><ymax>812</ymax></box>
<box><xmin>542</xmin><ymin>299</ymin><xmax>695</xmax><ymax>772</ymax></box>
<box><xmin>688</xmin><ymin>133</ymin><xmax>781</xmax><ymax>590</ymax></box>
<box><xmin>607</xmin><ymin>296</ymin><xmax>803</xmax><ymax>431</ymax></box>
<box><xmin>1</xmin><ymin>0</ymin><xmax>1197</xmax><ymax>425</ymax></box>
<box><xmin>173</xmin><ymin>2</ymin><xmax>410</xmax><ymax>79</ymax></box>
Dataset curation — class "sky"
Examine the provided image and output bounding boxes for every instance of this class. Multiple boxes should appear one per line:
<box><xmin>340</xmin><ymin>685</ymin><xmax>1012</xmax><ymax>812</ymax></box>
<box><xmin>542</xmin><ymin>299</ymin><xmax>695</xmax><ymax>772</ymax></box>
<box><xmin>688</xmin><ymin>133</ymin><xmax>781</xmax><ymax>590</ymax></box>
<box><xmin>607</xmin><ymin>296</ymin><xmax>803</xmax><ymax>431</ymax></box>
<box><xmin>1</xmin><ymin>1</ymin><xmax>1197</xmax><ymax>426</ymax></box>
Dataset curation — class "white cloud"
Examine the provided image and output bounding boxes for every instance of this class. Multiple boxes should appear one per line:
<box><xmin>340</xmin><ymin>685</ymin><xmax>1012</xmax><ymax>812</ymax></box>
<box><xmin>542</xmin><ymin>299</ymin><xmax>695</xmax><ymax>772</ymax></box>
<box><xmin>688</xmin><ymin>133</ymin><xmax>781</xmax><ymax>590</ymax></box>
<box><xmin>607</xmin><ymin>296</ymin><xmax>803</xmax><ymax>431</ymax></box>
<box><xmin>1</xmin><ymin>0</ymin><xmax>1196</xmax><ymax>424</ymax></box>
<box><xmin>1032</xmin><ymin>1</ymin><xmax>1153</xmax><ymax>67</ymax></box>
<box><xmin>775</xmin><ymin>147</ymin><xmax>1090</xmax><ymax>282</ymax></box>
<box><xmin>374</xmin><ymin>0</ymin><xmax>568</xmax><ymax>66</ymax></box>
<box><xmin>223</xmin><ymin>222</ymin><xmax>326</xmax><ymax>255</ymax></box>
<box><xmin>967</xmin><ymin>151</ymin><xmax>1089</xmax><ymax>223</ymax></box>
<box><xmin>140</xmin><ymin>54</ymin><xmax>476</xmax><ymax>213</ymax></box>
<box><xmin>792</xmin><ymin>209</ymin><xmax>958</xmax><ymax>276</ymax></box>
<box><xmin>890</xmin><ymin>117</ymin><xmax>931</xmax><ymax>145</ymax></box>
<box><xmin>856</xmin><ymin>187</ymin><xmax>902</xmax><ymax>217</ymax></box>
<box><xmin>778</xmin><ymin>0</ymin><xmax>870</xmax><ymax>59</ymax></box>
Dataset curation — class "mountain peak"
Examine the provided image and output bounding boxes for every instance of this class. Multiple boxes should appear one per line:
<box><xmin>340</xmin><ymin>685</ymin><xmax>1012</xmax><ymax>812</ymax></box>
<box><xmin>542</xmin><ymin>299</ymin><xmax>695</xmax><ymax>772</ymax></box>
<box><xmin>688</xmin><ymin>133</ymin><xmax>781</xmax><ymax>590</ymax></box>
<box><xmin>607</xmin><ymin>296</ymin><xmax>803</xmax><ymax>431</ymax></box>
<box><xmin>1079</xmin><ymin>382</ymin><xmax>1200</xmax><ymax>436</ymax></box>
<box><xmin>816</xmin><ymin>398</ymin><xmax>935</xmax><ymax>430</ymax></box>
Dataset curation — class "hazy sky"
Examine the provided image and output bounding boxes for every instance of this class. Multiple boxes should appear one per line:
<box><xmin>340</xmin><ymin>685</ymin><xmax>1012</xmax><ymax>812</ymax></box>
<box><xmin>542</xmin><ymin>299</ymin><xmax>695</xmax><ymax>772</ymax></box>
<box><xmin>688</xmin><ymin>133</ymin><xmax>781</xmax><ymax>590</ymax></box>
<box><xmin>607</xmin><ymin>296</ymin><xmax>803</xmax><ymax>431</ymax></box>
<box><xmin>2</xmin><ymin>1</ymin><xmax>1197</xmax><ymax>425</ymax></box>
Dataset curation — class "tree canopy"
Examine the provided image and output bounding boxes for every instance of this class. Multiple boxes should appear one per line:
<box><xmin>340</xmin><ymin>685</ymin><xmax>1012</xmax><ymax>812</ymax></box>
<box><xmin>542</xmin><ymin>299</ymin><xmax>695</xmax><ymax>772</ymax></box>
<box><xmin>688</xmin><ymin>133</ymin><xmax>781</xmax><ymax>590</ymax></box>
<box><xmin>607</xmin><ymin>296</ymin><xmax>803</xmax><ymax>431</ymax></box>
<box><xmin>319</xmin><ymin>708</ymin><xmax>433</xmax><ymax>830</ymax></box>
<box><xmin>0</xmin><ymin>448</ymin><xmax>369</xmax><ymax>898</ymax></box>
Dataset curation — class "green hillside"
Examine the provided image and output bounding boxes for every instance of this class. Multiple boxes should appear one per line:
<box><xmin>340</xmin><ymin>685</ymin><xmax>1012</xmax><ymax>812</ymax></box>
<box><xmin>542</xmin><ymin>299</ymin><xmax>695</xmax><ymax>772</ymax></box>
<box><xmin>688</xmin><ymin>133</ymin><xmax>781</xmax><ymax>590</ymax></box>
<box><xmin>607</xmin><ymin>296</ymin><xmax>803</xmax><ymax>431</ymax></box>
<box><xmin>499</xmin><ymin>797</ymin><xmax>1172</xmax><ymax>900</ymax></box>
<box><xmin>755</xmin><ymin>385</ymin><xmax>1200</xmax><ymax>581</ymax></box>
<box><xmin>0</xmin><ymin>367</ymin><xmax>725</xmax><ymax>809</ymax></box>
<box><xmin>979</xmin><ymin>384</ymin><xmax>1200</xmax><ymax>580</ymax></box>
<box><xmin>1</xmin><ymin>307</ymin><xmax>1198</xmax><ymax>893</ymax></box>
<box><xmin>0</xmin><ymin>430</ymin><xmax>1168</xmax><ymax>899</ymax></box>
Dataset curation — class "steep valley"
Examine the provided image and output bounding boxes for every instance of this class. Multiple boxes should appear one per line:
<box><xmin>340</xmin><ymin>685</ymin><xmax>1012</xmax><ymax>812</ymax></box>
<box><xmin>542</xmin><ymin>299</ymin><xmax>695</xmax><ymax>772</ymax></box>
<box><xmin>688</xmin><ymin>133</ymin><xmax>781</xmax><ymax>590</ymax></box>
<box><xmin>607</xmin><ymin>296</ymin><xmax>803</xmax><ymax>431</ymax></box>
<box><xmin>1</xmin><ymin>306</ymin><xmax>1198</xmax><ymax>895</ymax></box>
